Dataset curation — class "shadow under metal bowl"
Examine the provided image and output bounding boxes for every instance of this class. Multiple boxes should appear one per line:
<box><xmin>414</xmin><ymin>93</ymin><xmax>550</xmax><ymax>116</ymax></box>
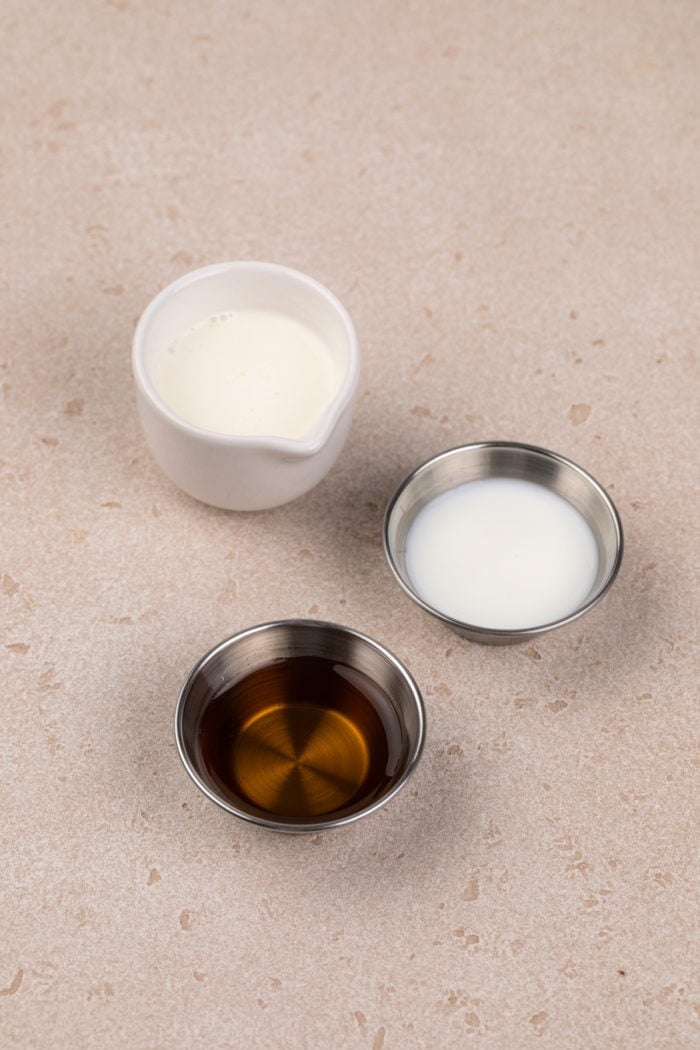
<box><xmin>383</xmin><ymin>442</ymin><xmax>623</xmax><ymax>645</ymax></box>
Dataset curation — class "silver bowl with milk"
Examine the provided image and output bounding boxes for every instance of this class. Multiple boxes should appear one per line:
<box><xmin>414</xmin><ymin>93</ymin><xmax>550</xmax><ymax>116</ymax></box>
<box><xmin>383</xmin><ymin>442</ymin><xmax>623</xmax><ymax>645</ymax></box>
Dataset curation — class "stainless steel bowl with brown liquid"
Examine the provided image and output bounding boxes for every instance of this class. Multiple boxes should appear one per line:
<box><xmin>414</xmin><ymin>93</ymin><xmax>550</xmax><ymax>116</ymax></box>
<box><xmin>175</xmin><ymin>620</ymin><xmax>425</xmax><ymax>833</ymax></box>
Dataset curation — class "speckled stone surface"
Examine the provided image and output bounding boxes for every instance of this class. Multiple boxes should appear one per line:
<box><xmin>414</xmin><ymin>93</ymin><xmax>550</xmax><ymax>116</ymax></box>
<box><xmin>1</xmin><ymin>2</ymin><xmax>698</xmax><ymax>1046</ymax></box>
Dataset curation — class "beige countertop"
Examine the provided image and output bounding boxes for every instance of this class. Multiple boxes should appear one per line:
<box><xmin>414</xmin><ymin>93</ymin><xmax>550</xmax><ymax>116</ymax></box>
<box><xmin>1</xmin><ymin>2</ymin><xmax>698</xmax><ymax>1046</ymax></box>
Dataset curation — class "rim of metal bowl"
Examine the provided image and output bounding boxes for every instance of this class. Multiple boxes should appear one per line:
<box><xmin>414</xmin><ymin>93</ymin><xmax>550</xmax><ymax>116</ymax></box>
<box><xmin>383</xmin><ymin>441</ymin><xmax>624</xmax><ymax>641</ymax></box>
<box><xmin>174</xmin><ymin>619</ymin><xmax>426</xmax><ymax>832</ymax></box>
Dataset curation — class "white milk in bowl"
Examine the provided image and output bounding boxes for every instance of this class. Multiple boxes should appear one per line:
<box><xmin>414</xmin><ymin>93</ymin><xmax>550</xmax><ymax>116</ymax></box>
<box><xmin>404</xmin><ymin>477</ymin><xmax>599</xmax><ymax>630</ymax></box>
<box><xmin>150</xmin><ymin>309</ymin><xmax>340</xmax><ymax>439</ymax></box>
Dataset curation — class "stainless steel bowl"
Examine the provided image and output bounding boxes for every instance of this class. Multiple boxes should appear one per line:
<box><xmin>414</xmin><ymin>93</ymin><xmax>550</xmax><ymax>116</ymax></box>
<box><xmin>384</xmin><ymin>442</ymin><xmax>623</xmax><ymax>645</ymax></box>
<box><xmin>175</xmin><ymin>620</ymin><xmax>425</xmax><ymax>832</ymax></box>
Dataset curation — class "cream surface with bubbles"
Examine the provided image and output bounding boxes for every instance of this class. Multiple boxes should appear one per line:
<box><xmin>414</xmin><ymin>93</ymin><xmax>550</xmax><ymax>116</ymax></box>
<box><xmin>151</xmin><ymin>309</ymin><xmax>339</xmax><ymax>439</ymax></box>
